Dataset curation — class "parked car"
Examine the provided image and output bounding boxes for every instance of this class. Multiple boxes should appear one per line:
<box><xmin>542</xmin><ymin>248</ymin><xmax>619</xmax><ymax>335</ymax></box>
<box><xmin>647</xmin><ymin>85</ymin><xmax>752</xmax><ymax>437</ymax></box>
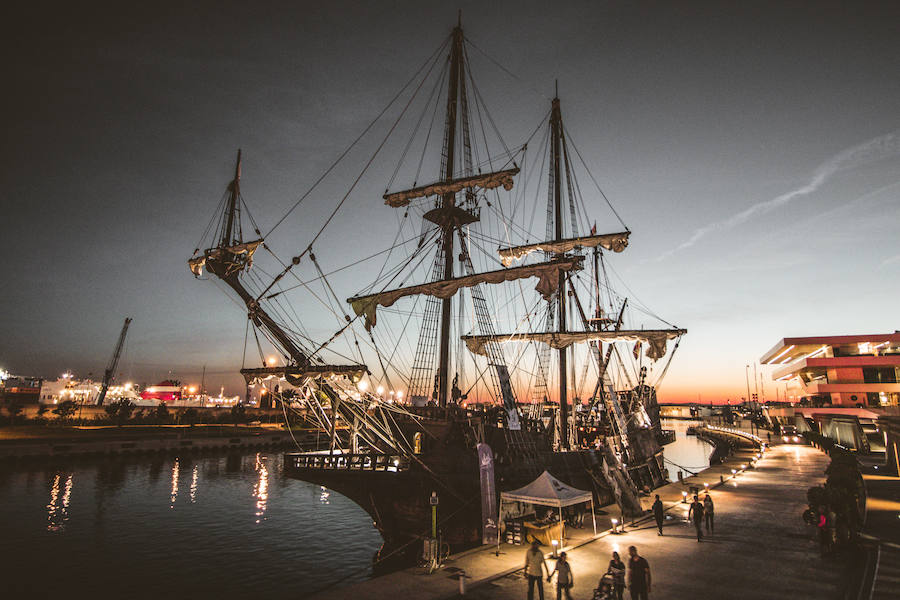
<box><xmin>781</xmin><ymin>424</ymin><xmax>801</xmax><ymax>443</ymax></box>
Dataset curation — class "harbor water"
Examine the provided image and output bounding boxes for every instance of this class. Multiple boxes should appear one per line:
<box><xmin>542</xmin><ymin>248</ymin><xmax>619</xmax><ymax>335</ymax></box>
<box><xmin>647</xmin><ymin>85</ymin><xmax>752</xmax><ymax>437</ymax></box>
<box><xmin>0</xmin><ymin>451</ymin><xmax>382</xmax><ymax>598</ymax></box>
<box><xmin>0</xmin><ymin>424</ymin><xmax>711</xmax><ymax>597</ymax></box>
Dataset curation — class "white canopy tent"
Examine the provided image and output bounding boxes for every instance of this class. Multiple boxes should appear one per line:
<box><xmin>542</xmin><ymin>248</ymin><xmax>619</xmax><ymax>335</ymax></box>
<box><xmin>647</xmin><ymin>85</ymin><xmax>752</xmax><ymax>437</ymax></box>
<box><xmin>498</xmin><ymin>471</ymin><xmax>597</xmax><ymax>550</ymax></box>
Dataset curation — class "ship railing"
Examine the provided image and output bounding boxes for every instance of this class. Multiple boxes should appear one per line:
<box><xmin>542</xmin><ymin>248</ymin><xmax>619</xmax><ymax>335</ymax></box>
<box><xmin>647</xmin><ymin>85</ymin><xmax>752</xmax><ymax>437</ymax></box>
<box><xmin>286</xmin><ymin>452</ymin><xmax>410</xmax><ymax>472</ymax></box>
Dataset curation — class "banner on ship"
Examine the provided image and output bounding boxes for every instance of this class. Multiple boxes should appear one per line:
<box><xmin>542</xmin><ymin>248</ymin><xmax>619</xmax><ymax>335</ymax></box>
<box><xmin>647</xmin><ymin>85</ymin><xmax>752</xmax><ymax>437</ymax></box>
<box><xmin>477</xmin><ymin>443</ymin><xmax>499</xmax><ymax>545</ymax></box>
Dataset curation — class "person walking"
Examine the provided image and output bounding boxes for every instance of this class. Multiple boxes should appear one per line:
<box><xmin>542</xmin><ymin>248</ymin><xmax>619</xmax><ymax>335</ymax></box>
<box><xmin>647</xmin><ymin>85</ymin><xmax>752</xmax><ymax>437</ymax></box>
<box><xmin>816</xmin><ymin>505</ymin><xmax>830</xmax><ymax>556</ymax></box>
<box><xmin>688</xmin><ymin>494</ymin><xmax>705</xmax><ymax>542</ymax></box>
<box><xmin>826</xmin><ymin>506</ymin><xmax>838</xmax><ymax>554</ymax></box>
<box><xmin>607</xmin><ymin>550</ymin><xmax>626</xmax><ymax>600</ymax></box>
<box><xmin>651</xmin><ymin>494</ymin><xmax>664</xmax><ymax>536</ymax></box>
<box><xmin>525</xmin><ymin>539</ymin><xmax>549</xmax><ymax>600</ymax></box>
<box><xmin>626</xmin><ymin>546</ymin><xmax>651</xmax><ymax>600</ymax></box>
<box><xmin>548</xmin><ymin>551</ymin><xmax>573</xmax><ymax>600</ymax></box>
<box><xmin>703</xmin><ymin>493</ymin><xmax>715</xmax><ymax>536</ymax></box>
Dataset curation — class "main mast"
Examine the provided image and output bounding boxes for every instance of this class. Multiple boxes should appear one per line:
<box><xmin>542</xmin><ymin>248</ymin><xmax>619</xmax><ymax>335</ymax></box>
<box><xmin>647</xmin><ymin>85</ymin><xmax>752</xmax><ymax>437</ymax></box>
<box><xmin>436</xmin><ymin>22</ymin><xmax>464</xmax><ymax>408</ymax></box>
<box><xmin>551</xmin><ymin>95</ymin><xmax>569</xmax><ymax>449</ymax></box>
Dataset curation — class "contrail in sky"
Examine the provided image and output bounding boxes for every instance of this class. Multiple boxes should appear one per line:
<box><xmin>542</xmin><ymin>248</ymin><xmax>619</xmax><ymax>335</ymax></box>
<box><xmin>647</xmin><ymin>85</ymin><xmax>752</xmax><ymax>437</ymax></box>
<box><xmin>657</xmin><ymin>129</ymin><xmax>900</xmax><ymax>261</ymax></box>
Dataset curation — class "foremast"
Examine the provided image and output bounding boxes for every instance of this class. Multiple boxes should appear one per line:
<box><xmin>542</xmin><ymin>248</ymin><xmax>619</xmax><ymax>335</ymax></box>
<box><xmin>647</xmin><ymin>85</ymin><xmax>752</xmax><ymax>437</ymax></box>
<box><xmin>189</xmin><ymin>150</ymin><xmax>365</xmax><ymax>383</ymax></box>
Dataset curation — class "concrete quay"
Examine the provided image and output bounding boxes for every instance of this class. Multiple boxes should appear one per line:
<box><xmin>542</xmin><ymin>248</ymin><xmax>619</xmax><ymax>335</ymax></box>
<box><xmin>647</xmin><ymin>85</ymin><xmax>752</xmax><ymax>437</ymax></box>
<box><xmin>313</xmin><ymin>441</ymin><xmax>841</xmax><ymax>599</ymax></box>
<box><xmin>0</xmin><ymin>425</ymin><xmax>298</xmax><ymax>459</ymax></box>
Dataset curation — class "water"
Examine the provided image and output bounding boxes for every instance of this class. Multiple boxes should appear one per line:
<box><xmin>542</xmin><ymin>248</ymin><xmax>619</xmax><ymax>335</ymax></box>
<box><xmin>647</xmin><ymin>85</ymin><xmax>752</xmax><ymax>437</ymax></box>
<box><xmin>0</xmin><ymin>426</ymin><xmax>712</xmax><ymax>597</ymax></box>
<box><xmin>0</xmin><ymin>451</ymin><xmax>381</xmax><ymax>598</ymax></box>
<box><xmin>661</xmin><ymin>419</ymin><xmax>715</xmax><ymax>477</ymax></box>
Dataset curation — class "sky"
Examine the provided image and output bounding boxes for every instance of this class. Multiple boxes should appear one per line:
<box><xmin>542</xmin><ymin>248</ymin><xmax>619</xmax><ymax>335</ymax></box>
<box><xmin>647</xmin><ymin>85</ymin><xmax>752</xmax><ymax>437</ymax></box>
<box><xmin>2</xmin><ymin>0</ymin><xmax>899</xmax><ymax>403</ymax></box>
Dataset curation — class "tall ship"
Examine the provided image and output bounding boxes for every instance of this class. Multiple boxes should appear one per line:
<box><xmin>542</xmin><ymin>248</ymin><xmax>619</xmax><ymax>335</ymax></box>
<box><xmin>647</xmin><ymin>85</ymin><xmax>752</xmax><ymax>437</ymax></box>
<box><xmin>189</xmin><ymin>18</ymin><xmax>685</xmax><ymax>561</ymax></box>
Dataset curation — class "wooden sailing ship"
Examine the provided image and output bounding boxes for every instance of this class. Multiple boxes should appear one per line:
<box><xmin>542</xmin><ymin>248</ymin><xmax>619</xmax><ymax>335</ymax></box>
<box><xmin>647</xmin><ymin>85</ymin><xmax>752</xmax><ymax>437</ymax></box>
<box><xmin>188</xmin><ymin>17</ymin><xmax>685</xmax><ymax>562</ymax></box>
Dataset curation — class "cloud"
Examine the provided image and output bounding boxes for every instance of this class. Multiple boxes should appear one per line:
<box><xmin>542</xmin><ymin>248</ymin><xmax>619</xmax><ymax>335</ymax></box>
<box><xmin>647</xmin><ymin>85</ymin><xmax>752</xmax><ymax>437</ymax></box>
<box><xmin>881</xmin><ymin>254</ymin><xmax>900</xmax><ymax>268</ymax></box>
<box><xmin>656</xmin><ymin>129</ymin><xmax>900</xmax><ymax>261</ymax></box>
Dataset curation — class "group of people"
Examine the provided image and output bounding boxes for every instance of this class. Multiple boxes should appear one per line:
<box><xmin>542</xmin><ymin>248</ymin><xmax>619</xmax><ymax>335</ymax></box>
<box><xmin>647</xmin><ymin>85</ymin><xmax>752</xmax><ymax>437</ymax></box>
<box><xmin>523</xmin><ymin>491</ymin><xmax>718</xmax><ymax>599</ymax></box>
<box><xmin>652</xmin><ymin>492</ymin><xmax>714</xmax><ymax>542</ymax></box>
<box><xmin>524</xmin><ymin>541</ymin><xmax>651</xmax><ymax>600</ymax></box>
<box><xmin>803</xmin><ymin>504</ymin><xmax>838</xmax><ymax>556</ymax></box>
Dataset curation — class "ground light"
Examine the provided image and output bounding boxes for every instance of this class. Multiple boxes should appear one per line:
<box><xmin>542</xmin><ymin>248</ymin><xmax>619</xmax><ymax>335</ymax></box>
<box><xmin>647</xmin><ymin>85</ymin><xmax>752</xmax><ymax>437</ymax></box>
<box><xmin>551</xmin><ymin>539</ymin><xmax>559</xmax><ymax>557</ymax></box>
<box><xmin>682</xmin><ymin>491</ymin><xmax>688</xmax><ymax>503</ymax></box>
<box><xmin>611</xmin><ymin>518</ymin><xmax>619</xmax><ymax>534</ymax></box>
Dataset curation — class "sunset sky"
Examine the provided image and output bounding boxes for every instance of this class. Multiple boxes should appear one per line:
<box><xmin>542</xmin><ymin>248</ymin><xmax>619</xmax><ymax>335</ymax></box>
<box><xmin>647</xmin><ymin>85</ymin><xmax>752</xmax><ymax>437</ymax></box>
<box><xmin>2</xmin><ymin>1</ymin><xmax>899</xmax><ymax>404</ymax></box>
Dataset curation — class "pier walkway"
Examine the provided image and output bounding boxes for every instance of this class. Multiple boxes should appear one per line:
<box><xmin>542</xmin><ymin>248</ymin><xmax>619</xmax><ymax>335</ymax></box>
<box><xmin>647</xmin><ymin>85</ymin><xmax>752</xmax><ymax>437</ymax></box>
<box><xmin>314</xmin><ymin>444</ymin><xmax>841</xmax><ymax>599</ymax></box>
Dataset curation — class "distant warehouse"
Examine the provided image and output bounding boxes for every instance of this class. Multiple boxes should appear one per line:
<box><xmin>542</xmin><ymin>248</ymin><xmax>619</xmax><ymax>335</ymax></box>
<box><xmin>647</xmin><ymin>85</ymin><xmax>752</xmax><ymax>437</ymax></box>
<box><xmin>760</xmin><ymin>333</ymin><xmax>900</xmax><ymax>408</ymax></box>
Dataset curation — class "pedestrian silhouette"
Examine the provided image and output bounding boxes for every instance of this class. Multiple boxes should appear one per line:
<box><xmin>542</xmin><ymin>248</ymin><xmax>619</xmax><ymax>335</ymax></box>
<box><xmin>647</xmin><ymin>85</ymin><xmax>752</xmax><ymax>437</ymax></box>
<box><xmin>651</xmin><ymin>494</ymin><xmax>664</xmax><ymax>535</ymax></box>
<box><xmin>627</xmin><ymin>545</ymin><xmax>651</xmax><ymax>600</ymax></box>
<box><xmin>703</xmin><ymin>493</ymin><xmax>715</xmax><ymax>535</ymax></box>
<box><xmin>688</xmin><ymin>494</ymin><xmax>705</xmax><ymax>542</ymax></box>
<box><xmin>524</xmin><ymin>539</ymin><xmax>549</xmax><ymax>600</ymax></box>
<box><xmin>548</xmin><ymin>551</ymin><xmax>573</xmax><ymax>600</ymax></box>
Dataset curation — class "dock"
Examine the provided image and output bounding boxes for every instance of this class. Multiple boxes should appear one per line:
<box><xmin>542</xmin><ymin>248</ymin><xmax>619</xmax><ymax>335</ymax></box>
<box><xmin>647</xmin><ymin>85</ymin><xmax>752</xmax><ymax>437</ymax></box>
<box><xmin>312</xmin><ymin>439</ymin><xmax>842</xmax><ymax>599</ymax></box>
<box><xmin>0</xmin><ymin>424</ymin><xmax>301</xmax><ymax>459</ymax></box>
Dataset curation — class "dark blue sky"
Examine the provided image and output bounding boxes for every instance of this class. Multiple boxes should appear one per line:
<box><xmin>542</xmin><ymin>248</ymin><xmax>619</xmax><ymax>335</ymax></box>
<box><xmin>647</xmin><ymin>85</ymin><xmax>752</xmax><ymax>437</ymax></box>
<box><xmin>2</xmin><ymin>1</ymin><xmax>898</xmax><ymax>401</ymax></box>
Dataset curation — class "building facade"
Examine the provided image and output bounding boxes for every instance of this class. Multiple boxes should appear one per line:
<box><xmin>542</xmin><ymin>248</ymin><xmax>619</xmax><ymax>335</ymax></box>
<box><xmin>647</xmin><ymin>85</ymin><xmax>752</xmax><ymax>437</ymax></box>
<box><xmin>761</xmin><ymin>333</ymin><xmax>900</xmax><ymax>408</ymax></box>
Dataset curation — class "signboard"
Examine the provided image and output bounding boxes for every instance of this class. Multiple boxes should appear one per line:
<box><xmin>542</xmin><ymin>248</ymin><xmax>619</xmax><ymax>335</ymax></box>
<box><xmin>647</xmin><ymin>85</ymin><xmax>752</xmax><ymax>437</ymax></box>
<box><xmin>477</xmin><ymin>443</ymin><xmax>499</xmax><ymax>545</ymax></box>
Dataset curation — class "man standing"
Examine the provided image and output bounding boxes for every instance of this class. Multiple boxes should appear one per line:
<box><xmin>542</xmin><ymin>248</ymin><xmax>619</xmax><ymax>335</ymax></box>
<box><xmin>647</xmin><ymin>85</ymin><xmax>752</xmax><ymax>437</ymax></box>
<box><xmin>687</xmin><ymin>494</ymin><xmax>705</xmax><ymax>542</ymax></box>
<box><xmin>651</xmin><ymin>494</ymin><xmax>665</xmax><ymax>536</ymax></box>
<box><xmin>703</xmin><ymin>493</ymin><xmax>715</xmax><ymax>536</ymax></box>
<box><xmin>524</xmin><ymin>539</ymin><xmax>549</xmax><ymax>600</ymax></box>
<box><xmin>627</xmin><ymin>545</ymin><xmax>651</xmax><ymax>600</ymax></box>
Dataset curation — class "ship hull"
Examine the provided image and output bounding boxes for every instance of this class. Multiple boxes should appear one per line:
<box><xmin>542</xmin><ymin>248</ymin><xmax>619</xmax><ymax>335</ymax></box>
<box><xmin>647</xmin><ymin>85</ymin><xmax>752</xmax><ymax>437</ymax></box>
<box><xmin>283</xmin><ymin>413</ymin><xmax>666</xmax><ymax>562</ymax></box>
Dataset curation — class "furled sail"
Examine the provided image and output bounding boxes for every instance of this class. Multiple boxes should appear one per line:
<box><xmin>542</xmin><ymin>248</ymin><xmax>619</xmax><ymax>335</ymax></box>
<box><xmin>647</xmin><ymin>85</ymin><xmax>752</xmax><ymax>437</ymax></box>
<box><xmin>240</xmin><ymin>364</ymin><xmax>367</xmax><ymax>386</ymax></box>
<box><xmin>349</xmin><ymin>256</ymin><xmax>584</xmax><ymax>330</ymax></box>
<box><xmin>461</xmin><ymin>328</ymin><xmax>686</xmax><ymax>360</ymax></box>
<box><xmin>383</xmin><ymin>167</ymin><xmax>519</xmax><ymax>208</ymax></box>
<box><xmin>188</xmin><ymin>240</ymin><xmax>263</xmax><ymax>277</ymax></box>
<box><xmin>497</xmin><ymin>231</ymin><xmax>630</xmax><ymax>267</ymax></box>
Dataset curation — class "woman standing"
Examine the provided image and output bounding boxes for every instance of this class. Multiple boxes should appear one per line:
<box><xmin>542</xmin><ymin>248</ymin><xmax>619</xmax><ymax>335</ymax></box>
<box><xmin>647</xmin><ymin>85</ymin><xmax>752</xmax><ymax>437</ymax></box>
<box><xmin>607</xmin><ymin>550</ymin><xmax>626</xmax><ymax>600</ymax></box>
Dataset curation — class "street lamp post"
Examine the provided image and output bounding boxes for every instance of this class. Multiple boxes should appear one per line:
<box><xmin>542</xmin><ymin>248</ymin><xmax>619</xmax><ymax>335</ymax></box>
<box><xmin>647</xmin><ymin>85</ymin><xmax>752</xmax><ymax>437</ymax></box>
<box><xmin>745</xmin><ymin>365</ymin><xmax>752</xmax><ymax>435</ymax></box>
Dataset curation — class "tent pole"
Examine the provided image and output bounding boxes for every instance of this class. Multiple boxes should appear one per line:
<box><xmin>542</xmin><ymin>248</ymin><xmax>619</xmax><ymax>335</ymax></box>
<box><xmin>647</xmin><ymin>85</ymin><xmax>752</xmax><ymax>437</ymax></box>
<box><xmin>591</xmin><ymin>499</ymin><xmax>597</xmax><ymax>535</ymax></box>
<box><xmin>496</xmin><ymin>499</ymin><xmax>502</xmax><ymax>556</ymax></box>
<box><xmin>558</xmin><ymin>506</ymin><xmax>564</xmax><ymax>547</ymax></box>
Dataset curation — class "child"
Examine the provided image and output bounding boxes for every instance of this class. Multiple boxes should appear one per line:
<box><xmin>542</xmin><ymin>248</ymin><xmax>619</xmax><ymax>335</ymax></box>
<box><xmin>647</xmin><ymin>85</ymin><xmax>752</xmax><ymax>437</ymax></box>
<box><xmin>548</xmin><ymin>551</ymin><xmax>574</xmax><ymax>600</ymax></box>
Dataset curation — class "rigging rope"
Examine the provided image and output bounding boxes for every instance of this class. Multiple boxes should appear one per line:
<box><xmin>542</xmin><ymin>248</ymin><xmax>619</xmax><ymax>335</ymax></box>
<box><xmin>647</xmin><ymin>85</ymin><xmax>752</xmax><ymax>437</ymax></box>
<box><xmin>265</xmin><ymin>36</ymin><xmax>450</xmax><ymax>239</ymax></box>
<box><xmin>563</xmin><ymin>125</ymin><xmax>629</xmax><ymax>231</ymax></box>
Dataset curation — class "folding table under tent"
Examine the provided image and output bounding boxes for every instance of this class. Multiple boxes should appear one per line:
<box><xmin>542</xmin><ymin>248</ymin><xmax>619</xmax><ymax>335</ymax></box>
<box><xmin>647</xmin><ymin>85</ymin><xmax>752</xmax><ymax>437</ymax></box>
<box><xmin>499</xmin><ymin>470</ymin><xmax>597</xmax><ymax>550</ymax></box>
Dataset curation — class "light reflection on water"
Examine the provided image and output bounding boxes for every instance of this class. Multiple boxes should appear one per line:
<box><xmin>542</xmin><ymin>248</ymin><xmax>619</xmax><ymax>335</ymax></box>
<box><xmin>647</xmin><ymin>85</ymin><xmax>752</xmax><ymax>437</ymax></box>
<box><xmin>190</xmin><ymin>464</ymin><xmax>199</xmax><ymax>503</ymax></box>
<box><xmin>253</xmin><ymin>453</ymin><xmax>269</xmax><ymax>523</ymax></box>
<box><xmin>2</xmin><ymin>451</ymin><xmax>382</xmax><ymax>599</ymax></box>
<box><xmin>46</xmin><ymin>473</ymin><xmax>73</xmax><ymax>532</ymax></box>
<box><xmin>169</xmin><ymin>458</ymin><xmax>179</xmax><ymax>507</ymax></box>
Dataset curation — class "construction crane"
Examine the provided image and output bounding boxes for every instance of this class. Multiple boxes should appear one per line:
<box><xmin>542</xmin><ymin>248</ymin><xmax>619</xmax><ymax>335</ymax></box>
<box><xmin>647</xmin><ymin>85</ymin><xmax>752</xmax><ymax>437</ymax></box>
<box><xmin>96</xmin><ymin>318</ymin><xmax>132</xmax><ymax>406</ymax></box>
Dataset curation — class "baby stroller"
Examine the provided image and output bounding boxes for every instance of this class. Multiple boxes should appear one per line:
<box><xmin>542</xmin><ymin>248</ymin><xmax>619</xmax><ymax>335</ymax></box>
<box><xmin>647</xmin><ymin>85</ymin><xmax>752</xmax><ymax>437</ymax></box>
<box><xmin>592</xmin><ymin>573</ymin><xmax>616</xmax><ymax>600</ymax></box>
